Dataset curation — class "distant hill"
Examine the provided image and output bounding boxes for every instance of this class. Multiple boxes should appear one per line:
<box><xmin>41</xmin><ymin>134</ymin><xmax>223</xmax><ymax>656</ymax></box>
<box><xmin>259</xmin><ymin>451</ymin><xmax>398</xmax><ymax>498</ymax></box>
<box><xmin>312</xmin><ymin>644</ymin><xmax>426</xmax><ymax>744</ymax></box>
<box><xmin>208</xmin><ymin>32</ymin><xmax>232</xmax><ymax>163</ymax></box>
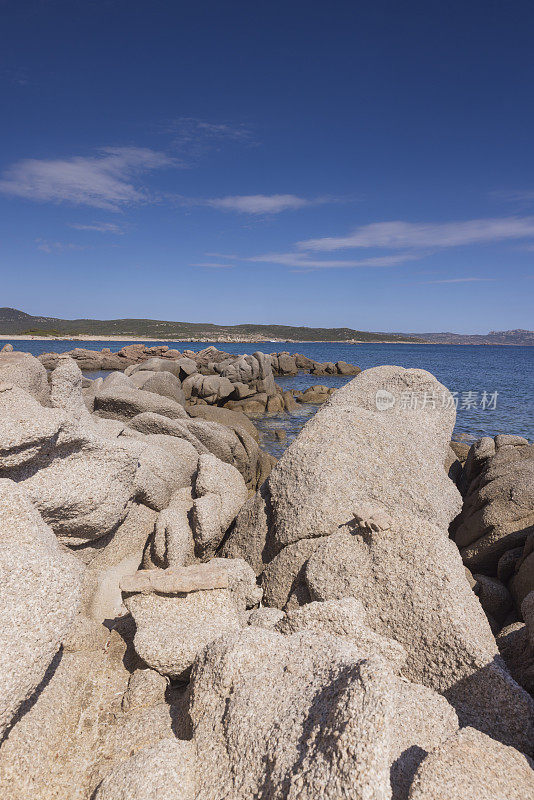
<box><xmin>0</xmin><ymin>308</ymin><xmax>423</xmax><ymax>343</ymax></box>
<box><xmin>0</xmin><ymin>308</ymin><xmax>531</xmax><ymax>344</ymax></box>
<box><xmin>407</xmin><ymin>329</ymin><xmax>534</xmax><ymax>345</ymax></box>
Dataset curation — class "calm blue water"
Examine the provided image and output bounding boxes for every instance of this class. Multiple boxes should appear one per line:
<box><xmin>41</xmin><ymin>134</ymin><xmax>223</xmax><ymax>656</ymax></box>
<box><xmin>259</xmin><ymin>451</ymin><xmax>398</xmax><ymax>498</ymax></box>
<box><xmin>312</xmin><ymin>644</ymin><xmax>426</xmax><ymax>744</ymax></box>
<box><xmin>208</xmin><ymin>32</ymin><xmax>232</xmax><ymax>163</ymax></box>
<box><xmin>9</xmin><ymin>339</ymin><xmax>533</xmax><ymax>457</ymax></box>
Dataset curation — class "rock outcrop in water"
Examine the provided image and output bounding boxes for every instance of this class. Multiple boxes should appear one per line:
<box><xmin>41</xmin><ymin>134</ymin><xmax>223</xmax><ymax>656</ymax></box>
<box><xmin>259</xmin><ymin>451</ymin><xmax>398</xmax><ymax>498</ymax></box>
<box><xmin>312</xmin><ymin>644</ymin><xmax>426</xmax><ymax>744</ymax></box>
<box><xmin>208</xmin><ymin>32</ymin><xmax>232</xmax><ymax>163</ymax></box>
<box><xmin>38</xmin><ymin>344</ymin><xmax>360</xmax><ymax>416</ymax></box>
<box><xmin>0</xmin><ymin>350</ymin><xmax>532</xmax><ymax>799</ymax></box>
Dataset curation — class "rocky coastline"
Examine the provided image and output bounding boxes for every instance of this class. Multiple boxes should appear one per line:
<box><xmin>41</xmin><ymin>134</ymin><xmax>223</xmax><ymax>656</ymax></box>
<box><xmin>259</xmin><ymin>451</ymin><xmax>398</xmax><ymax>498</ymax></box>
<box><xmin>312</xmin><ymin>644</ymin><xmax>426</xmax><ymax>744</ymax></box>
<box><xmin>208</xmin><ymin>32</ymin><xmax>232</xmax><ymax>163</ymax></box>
<box><xmin>0</xmin><ymin>344</ymin><xmax>532</xmax><ymax>798</ymax></box>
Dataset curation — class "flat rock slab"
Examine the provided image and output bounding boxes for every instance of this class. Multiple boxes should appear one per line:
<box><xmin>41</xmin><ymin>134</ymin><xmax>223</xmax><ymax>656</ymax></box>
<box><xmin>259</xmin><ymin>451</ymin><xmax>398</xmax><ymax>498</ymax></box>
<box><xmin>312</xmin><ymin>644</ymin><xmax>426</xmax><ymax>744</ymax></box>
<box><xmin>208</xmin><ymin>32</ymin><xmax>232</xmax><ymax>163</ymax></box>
<box><xmin>121</xmin><ymin>563</ymin><xmax>229</xmax><ymax>595</ymax></box>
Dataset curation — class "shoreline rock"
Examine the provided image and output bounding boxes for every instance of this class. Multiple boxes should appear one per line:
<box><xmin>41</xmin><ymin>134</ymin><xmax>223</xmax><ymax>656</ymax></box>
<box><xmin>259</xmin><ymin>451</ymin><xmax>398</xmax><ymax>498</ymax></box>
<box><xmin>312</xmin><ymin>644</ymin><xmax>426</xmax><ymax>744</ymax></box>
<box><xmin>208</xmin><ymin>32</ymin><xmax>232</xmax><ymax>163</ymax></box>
<box><xmin>0</xmin><ymin>348</ymin><xmax>532</xmax><ymax>798</ymax></box>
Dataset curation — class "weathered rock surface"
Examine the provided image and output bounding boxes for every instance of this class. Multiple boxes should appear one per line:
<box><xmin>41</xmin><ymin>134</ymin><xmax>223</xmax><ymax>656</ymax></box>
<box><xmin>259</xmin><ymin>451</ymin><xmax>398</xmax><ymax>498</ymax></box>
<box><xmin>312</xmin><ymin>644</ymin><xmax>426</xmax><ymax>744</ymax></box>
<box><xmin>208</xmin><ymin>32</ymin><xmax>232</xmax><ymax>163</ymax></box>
<box><xmin>454</xmin><ymin>436</ymin><xmax>534</xmax><ymax>572</ymax></box>
<box><xmin>304</xmin><ymin>518</ymin><xmax>534</xmax><ymax>754</ymax></box>
<box><xmin>80</xmin><ymin>502</ymin><xmax>157</xmax><ymax>622</ymax></box>
<box><xmin>128</xmin><ymin>411</ymin><xmax>271</xmax><ymax>490</ymax></box>
<box><xmin>0</xmin><ymin>350</ymin><xmax>50</xmax><ymax>404</ymax></box>
<box><xmin>407</xmin><ymin>726</ymin><xmax>534</xmax><ymax>800</ymax></box>
<box><xmin>188</xmin><ymin>627</ymin><xmax>459</xmax><ymax>800</ymax></box>
<box><xmin>0</xmin><ymin>614</ymin><xmax>189</xmax><ymax>800</ymax></box>
<box><xmin>192</xmin><ymin>453</ymin><xmax>248</xmax><ymax>557</ymax></box>
<box><xmin>275</xmin><ymin>598</ymin><xmax>407</xmax><ymax>674</ymax></box>
<box><xmin>125</xmin><ymin>433</ymin><xmax>199</xmax><ymax>511</ymax></box>
<box><xmin>145</xmin><ymin>487</ymin><xmax>195</xmax><ymax>568</ymax></box>
<box><xmin>496</xmin><ymin>622</ymin><xmax>534</xmax><ymax>695</ymax></box>
<box><xmin>131</xmin><ymin>369</ymin><xmax>186</xmax><ymax>406</ymax></box>
<box><xmin>510</xmin><ymin>531</ymin><xmax>534</xmax><ymax>607</ymax></box>
<box><xmin>0</xmin><ymin>480</ymin><xmax>84</xmax><ymax>738</ymax></box>
<box><xmin>120</xmin><ymin>562</ymin><xmax>230</xmax><ymax>594</ymax></box>
<box><xmin>94</xmin><ymin>385</ymin><xmax>188</xmax><ymax>421</ymax></box>
<box><xmin>49</xmin><ymin>356</ymin><xmax>93</xmax><ymax>422</ymax></box>
<box><xmin>94</xmin><ymin>739</ymin><xmax>198</xmax><ymax>800</ymax></box>
<box><xmin>182</xmin><ymin>373</ymin><xmax>234</xmax><ymax>404</ymax></box>
<box><xmin>125</xmin><ymin>586</ymin><xmax>240</xmax><ymax>678</ymax></box>
<box><xmin>186</xmin><ymin>403</ymin><xmax>260</xmax><ymax>441</ymax></box>
<box><xmin>227</xmin><ymin>367</ymin><xmax>461</xmax><ymax>565</ymax></box>
<box><xmin>0</xmin><ymin>384</ymin><xmax>148</xmax><ymax>544</ymax></box>
<box><xmin>208</xmin><ymin>557</ymin><xmax>263</xmax><ymax>612</ymax></box>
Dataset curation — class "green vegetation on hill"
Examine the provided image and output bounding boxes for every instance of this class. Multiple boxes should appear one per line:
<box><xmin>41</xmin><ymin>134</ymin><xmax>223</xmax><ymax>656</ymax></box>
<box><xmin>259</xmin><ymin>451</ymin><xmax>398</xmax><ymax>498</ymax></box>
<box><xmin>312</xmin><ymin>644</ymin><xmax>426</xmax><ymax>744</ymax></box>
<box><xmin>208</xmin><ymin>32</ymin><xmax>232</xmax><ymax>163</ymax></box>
<box><xmin>1</xmin><ymin>309</ymin><xmax>532</xmax><ymax>344</ymax></box>
<box><xmin>0</xmin><ymin>308</ymin><xmax>422</xmax><ymax>342</ymax></box>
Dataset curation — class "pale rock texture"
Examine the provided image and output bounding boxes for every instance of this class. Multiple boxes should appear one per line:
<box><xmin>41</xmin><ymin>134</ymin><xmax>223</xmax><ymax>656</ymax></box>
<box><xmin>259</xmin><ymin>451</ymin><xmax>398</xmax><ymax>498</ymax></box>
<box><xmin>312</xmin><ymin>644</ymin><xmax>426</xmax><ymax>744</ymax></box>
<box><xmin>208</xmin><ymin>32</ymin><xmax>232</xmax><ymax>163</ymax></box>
<box><xmin>0</xmin><ymin>479</ymin><xmax>84</xmax><ymax>738</ymax></box>
<box><xmin>182</xmin><ymin>373</ymin><xmax>234</xmax><ymax>403</ymax></box>
<box><xmin>188</xmin><ymin>627</ymin><xmax>459</xmax><ymax>800</ymax></box>
<box><xmin>221</xmin><ymin>482</ymin><xmax>276</xmax><ymax>575</ymax></box>
<box><xmin>266</xmin><ymin>366</ymin><xmax>462</xmax><ymax>551</ymax></box>
<box><xmin>208</xmin><ymin>557</ymin><xmax>263</xmax><ymax>612</ymax></box>
<box><xmin>120</xmin><ymin>667</ymin><xmax>168</xmax><ymax>713</ymax></box>
<box><xmin>124</xmin><ymin>433</ymin><xmax>199</xmax><ymax>511</ymax></box>
<box><xmin>148</xmin><ymin>487</ymin><xmax>195</xmax><ymax>568</ymax></box>
<box><xmin>120</xmin><ymin>563</ymin><xmax>230</xmax><ymax>594</ymax></box>
<box><xmin>0</xmin><ymin>350</ymin><xmax>50</xmax><ymax>404</ymax></box>
<box><xmin>124</xmin><ymin>587</ymin><xmax>240</xmax><ymax>678</ymax></box>
<box><xmin>0</xmin><ymin>382</ymin><xmax>69</xmax><ymax>471</ymax></box>
<box><xmin>304</xmin><ymin>518</ymin><xmax>534</xmax><ymax>755</ymax></box>
<box><xmin>247</xmin><ymin>606</ymin><xmax>285</xmax><ymax>629</ymax></box>
<box><xmin>454</xmin><ymin>436</ymin><xmax>534</xmax><ymax>571</ymax></box>
<box><xmin>131</xmin><ymin>369</ymin><xmax>186</xmax><ymax>407</ymax></box>
<box><xmin>192</xmin><ymin>453</ymin><xmax>248</xmax><ymax>557</ymax></box>
<box><xmin>261</xmin><ymin>537</ymin><xmax>320</xmax><ymax>608</ymax></box>
<box><xmin>223</xmin><ymin>366</ymin><xmax>461</xmax><ymax>572</ymax></box>
<box><xmin>0</xmin><ymin>614</ymin><xmax>188</xmax><ymax>799</ymax></box>
<box><xmin>129</xmin><ymin>356</ymin><xmax>183</xmax><ymax>378</ymax></box>
<box><xmin>94</xmin><ymin>386</ymin><xmax>188</xmax><ymax>421</ymax></box>
<box><xmin>49</xmin><ymin>356</ymin><xmax>94</xmax><ymax>423</ymax></box>
<box><xmin>407</xmin><ymin>726</ymin><xmax>534</xmax><ymax>800</ymax></box>
<box><xmin>94</xmin><ymin>739</ymin><xmax>198</xmax><ymax>800</ymax></box>
<box><xmin>0</xmin><ymin>384</ymin><xmax>139</xmax><ymax>544</ymax></box>
<box><xmin>275</xmin><ymin>598</ymin><xmax>407</xmax><ymax>674</ymax></box>
<box><xmin>101</xmin><ymin>370</ymin><xmax>136</xmax><ymax>390</ymax></box>
<box><xmin>186</xmin><ymin>403</ymin><xmax>260</xmax><ymax>442</ymax></box>
<box><xmin>510</xmin><ymin>531</ymin><xmax>534</xmax><ymax>607</ymax></box>
<box><xmin>128</xmin><ymin>411</ymin><xmax>270</xmax><ymax>489</ymax></box>
<box><xmin>496</xmin><ymin>621</ymin><xmax>534</xmax><ymax>695</ymax></box>
<box><xmin>80</xmin><ymin>502</ymin><xmax>157</xmax><ymax>623</ymax></box>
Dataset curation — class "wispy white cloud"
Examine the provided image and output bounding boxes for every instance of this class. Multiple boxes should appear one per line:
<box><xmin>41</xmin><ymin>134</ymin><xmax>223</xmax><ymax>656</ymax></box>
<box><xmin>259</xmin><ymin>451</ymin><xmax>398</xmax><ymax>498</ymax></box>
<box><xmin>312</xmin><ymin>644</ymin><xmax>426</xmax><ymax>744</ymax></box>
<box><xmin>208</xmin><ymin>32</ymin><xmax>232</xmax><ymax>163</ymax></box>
<box><xmin>0</xmin><ymin>147</ymin><xmax>174</xmax><ymax>210</ymax></box>
<box><xmin>419</xmin><ymin>277</ymin><xmax>496</xmax><ymax>284</ymax></box>
<box><xmin>69</xmin><ymin>221</ymin><xmax>125</xmax><ymax>234</ymax></box>
<box><xmin>490</xmin><ymin>189</ymin><xmax>534</xmax><ymax>207</ymax></box>
<box><xmin>236</xmin><ymin>251</ymin><xmax>416</xmax><ymax>269</ymax></box>
<box><xmin>298</xmin><ymin>216</ymin><xmax>534</xmax><ymax>251</ymax></box>
<box><xmin>165</xmin><ymin>117</ymin><xmax>256</xmax><ymax>161</ymax></box>
<box><xmin>36</xmin><ymin>239</ymin><xmax>88</xmax><ymax>254</ymax></box>
<box><xmin>171</xmin><ymin>117</ymin><xmax>254</xmax><ymax>143</ymax></box>
<box><xmin>205</xmin><ymin>194</ymin><xmax>313</xmax><ymax>214</ymax></box>
<box><xmin>188</xmin><ymin>193</ymin><xmax>344</xmax><ymax>215</ymax></box>
<box><xmin>190</xmin><ymin>262</ymin><xmax>234</xmax><ymax>269</ymax></box>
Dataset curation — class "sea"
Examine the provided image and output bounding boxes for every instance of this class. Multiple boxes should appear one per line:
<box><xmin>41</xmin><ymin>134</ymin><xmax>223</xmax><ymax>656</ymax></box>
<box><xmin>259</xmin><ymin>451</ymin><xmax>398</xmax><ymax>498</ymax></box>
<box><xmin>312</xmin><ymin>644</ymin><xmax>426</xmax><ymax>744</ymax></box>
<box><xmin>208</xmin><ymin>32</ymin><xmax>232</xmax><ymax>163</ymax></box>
<box><xmin>10</xmin><ymin>339</ymin><xmax>533</xmax><ymax>458</ymax></box>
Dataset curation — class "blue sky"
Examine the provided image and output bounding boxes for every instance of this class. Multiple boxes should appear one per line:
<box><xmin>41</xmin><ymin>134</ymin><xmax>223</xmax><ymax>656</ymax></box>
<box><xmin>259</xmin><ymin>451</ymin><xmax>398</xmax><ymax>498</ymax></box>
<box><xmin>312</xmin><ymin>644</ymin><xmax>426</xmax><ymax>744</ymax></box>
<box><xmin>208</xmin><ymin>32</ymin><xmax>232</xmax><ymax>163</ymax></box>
<box><xmin>1</xmin><ymin>0</ymin><xmax>533</xmax><ymax>334</ymax></box>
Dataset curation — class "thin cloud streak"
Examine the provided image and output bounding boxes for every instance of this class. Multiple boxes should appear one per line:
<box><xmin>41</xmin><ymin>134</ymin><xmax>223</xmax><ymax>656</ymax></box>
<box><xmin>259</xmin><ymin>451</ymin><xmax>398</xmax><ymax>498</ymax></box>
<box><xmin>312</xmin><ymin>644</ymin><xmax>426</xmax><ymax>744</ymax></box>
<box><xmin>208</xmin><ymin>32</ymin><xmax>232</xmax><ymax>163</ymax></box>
<box><xmin>164</xmin><ymin>117</ymin><xmax>257</xmax><ymax>162</ymax></box>
<box><xmin>190</xmin><ymin>262</ymin><xmax>234</xmax><ymax>269</ymax></box>
<box><xmin>36</xmin><ymin>239</ymin><xmax>88</xmax><ymax>253</ymax></box>
<box><xmin>0</xmin><ymin>147</ymin><xmax>174</xmax><ymax>210</ymax></box>
<box><xmin>420</xmin><ymin>277</ymin><xmax>496</xmax><ymax>284</ymax></box>
<box><xmin>244</xmin><ymin>251</ymin><xmax>416</xmax><ymax>268</ymax></box>
<box><xmin>184</xmin><ymin>194</ymin><xmax>344</xmax><ymax>215</ymax></box>
<box><xmin>298</xmin><ymin>216</ymin><xmax>534</xmax><ymax>251</ymax></box>
<box><xmin>69</xmin><ymin>222</ymin><xmax>125</xmax><ymax>234</ymax></box>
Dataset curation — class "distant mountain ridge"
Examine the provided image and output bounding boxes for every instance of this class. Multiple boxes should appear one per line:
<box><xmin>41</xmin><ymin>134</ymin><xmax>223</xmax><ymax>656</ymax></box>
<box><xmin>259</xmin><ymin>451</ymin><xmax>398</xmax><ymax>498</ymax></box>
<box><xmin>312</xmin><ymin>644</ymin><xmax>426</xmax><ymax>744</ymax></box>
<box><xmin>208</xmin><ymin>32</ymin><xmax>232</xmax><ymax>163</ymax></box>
<box><xmin>0</xmin><ymin>308</ymin><xmax>532</xmax><ymax>344</ymax></box>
